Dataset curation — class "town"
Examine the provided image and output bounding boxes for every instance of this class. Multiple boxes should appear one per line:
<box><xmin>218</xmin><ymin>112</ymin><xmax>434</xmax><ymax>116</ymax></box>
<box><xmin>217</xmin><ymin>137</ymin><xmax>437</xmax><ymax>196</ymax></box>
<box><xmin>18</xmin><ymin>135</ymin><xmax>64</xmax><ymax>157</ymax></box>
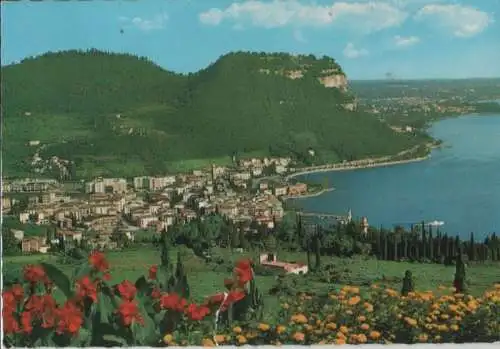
<box><xmin>1</xmin><ymin>156</ymin><xmax>320</xmax><ymax>254</ymax></box>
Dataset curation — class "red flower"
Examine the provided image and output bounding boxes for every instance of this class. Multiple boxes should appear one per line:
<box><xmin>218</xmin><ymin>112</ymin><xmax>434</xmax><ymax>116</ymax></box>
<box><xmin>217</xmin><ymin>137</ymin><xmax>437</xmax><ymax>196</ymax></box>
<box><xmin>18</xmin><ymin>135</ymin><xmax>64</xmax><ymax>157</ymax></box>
<box><xmin>20</xmin><ymin>311</ymin><xmax>33</xmax><ymax>334</ymax></box>
<box><xmin>117</xmin><ymin>280</ymin><xmax>137</xmax><ymax>300</ymax></box>
<box><xmin>75</xmin><ymin>276</ymin><xmax>98</xmax><ymax>303</ymax></box>
<box><xmin>23</xmin><ymin>265</ymin><xmax>47</xmax><ymax>284</ymax></box>
<box><xmin>206</xmin><ymin>290</ymin><xmax>246</xmax><ymax>312</ymax></box>
<box><xmin>148</xmin><ymin>265</ymin><xmax>158</xmax><ymax>280</ymax></box>
<box><xmin>185</xmin><ymin>303</ymin><xmax>210</xmax><ymax>321</ymax></box>
<box><xmin>11</xmin><ymin>284</ymin><xmax>24</xmax><ymax>301</ymax></box>
<box><xmin>117</xmin><ymin>300</ymin><xmax>144</xmax><ymax>327</ymax></box>
<box><xmin>3</xmin><ymin>312</ymin><xmax>20</xmax><ymax>334</ymax></box>
<box><xmin>234</xmin><ymin>259</ymin><xmax>253</xmax><ymax>286</ymax></box>
<box><xmin>88</xmin><ymin>251</ymin><xmax>109</xmax><ymax>272</ymax></box>
<box><xmin>2</xmin><ymin>290</ymin><xmax>16</xmax><ymax>311</ymax></box>
<box><xmin>103</xmin><ymin>273</ymin><xmax>112</xmax><ymax>281</ymax></box>
<box><xmin>160</xmin><ymin>293</ymin><xmax>187</xmax><ymax>312</ymax></box>
<box><xmin>55</xmin><ymin>301</ymin><xmax>83</xmax><ymax>335</ymax></box>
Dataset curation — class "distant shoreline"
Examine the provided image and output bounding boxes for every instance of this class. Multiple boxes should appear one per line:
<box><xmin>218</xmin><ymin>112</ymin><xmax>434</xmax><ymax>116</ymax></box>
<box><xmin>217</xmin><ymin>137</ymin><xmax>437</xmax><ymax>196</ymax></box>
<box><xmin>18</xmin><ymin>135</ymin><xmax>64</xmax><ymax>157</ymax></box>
<box><xmin>286</xmin><ymin>154</ymin><xmax>431</xmax><ymax>180</ymax></box>
<box><xmin>281</xmin><ymin>187</ymin><xmax>336</xmax><ymax>200</ymax></box>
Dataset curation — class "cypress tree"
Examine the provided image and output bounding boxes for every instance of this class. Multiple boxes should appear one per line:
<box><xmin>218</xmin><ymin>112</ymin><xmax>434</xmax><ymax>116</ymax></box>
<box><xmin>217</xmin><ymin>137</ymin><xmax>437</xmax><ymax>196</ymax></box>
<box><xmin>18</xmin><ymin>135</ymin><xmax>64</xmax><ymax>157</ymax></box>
<box><xmin>383</xmin><ymin>231</ymin><xmax>388</xmax><ymax>260</ymax></box>
<box><xmin>453</xmin><ymin>251</ymin><xmax>466</xmax><ymax>293</ymax></box>
<box><xmin>422</xmin><ymin>225</ymin><xmax>427</xmax><ymax>259</ymax></box>
<box><xmin>401</xmin><ymin>270</ymin><xmax>415</xmax><ymax>296</ymax></box>
<box><xmin>469</xmin><ymin>232</ymin><xmax>476</xmax><ymax>261</ymax></box>
<box><xmin>428</xmin><ymin>227</ymin><xmax>434</xmax><ymax>261</ymax></box>
<box><xmin>314</xmin><ymin>229</ymin><xmax>321</xmax><ymax>270</ymax></box>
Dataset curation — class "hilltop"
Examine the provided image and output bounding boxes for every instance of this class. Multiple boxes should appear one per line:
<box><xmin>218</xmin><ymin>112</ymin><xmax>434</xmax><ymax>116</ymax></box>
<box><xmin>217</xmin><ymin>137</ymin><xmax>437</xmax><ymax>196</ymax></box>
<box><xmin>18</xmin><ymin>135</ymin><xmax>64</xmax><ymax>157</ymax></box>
<box><xmin>1</xmin><ymin>49</ymin><xmax>425</xmax><ymax>178</ymax></box>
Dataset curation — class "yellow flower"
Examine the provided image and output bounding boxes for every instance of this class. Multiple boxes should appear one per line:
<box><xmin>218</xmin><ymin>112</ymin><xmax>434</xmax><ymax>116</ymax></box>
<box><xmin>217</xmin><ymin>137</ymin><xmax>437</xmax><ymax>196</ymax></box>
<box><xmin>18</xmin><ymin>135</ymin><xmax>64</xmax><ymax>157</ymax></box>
<box><xmin>258</xmin><ymin>323</ymin><xmax>270</xmax><ymax>332</ymax></box>
<box><xmin>494</xmin><ymin>284</ymin><xmax>500</xmax><ymax>290</ymax></box>
<box><xmin>370</xmin><ymin>331</ymin><xmax>381</xmax><ymax>340</ymax></box>
<box><xmin>357</xmin><ymin>334</ymin><xmax>368</xmax><ymax>344</ymax></box>
<box><xmin>360</xmin><ymin>323</ymin><xmax>370</xmax><ymax>331</ymax></box>
<box><xmin>440</xmin><ymin>314</ymin><xmax>450</xmax><ymax>320</ymax></box>
<box><xmin>214</xmin><ymin>335</ymin><xmax>225</xmax><ymax>344</ymax></box>
<box><xmin>339</xmin><ymin>326</ymin><xmax>349</xmax><ymax>334</ymax></box>
<box><xmin>276</xmin><ymin>325</ymin><xmax>287</xmax><ymax>335</ymax></box>
<box><xmin>450</xmin><ymin>324</ymin><xmax>459</xmax><ymax>331</ymax></box>
<box><xmin>335</xmin><ymin>337</ymin><xmax>346</xmax><ymax>345</ymax></box>
<box><xmin>348</xmin><ymin>296</ymin><xmax>361</xmax><ymax>306</ymax></box>
<box><xmin>236</xmin><ymin>335</ymin><xmax>247</xmax><ymax>344</ymax></box>
<box><xmin>292</xmin><ymin>332</ymin><xmax>305</xmax><ymax>342</ymax></box>
<box><xmin>326</xmin><ymin>322</ymin><xmax>337</xmax><ymax>331</ymax></box>
<box><xmin>404</xmin><ymin>317</ymin><xmax>418</xmax><ymax>327</ymax></box>
<box><xmin>385</xmin><ymin>288</ymin><xmax>398</xmax><ymax>297</ymax></box>
<box><xmin>202</xmin><ymin>338</ymin><xmax>215</xmax><ymax>347</ymax></box>
<box><xmin>291</xmin><ymin>313</ymin><xmax>308</xmax><ymax>324</ymax></box>
<box><xmin>438</xmin><ymin>324</ymin><xmax>449</xmax><ymax>332</ymax></box>
<box><xmin>418</xmin><ymin>333</ymin><xmax>428</xmax><ymax>342</ymax></box>
<box><xmin>233</xmin><ymin>326</ymin><xmax>242</xmax><ymax>334</ymax></box>
<box><xmin>163</xmin><ymin>334</ymin><xmax>173</xmax><ymax>344</ymax></box>
<box><xmin>282</xmin><ymin>303</ymin><xmax>290</xmax><ymax>309</ymax></box>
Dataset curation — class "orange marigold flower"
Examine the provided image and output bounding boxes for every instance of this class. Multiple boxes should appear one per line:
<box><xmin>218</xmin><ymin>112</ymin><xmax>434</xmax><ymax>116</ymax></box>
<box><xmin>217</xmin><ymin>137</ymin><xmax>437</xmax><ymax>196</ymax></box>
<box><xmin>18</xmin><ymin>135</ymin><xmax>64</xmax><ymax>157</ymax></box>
<box><xmin>369</xmin><ymin>331</ymin><xmax>381</xmax><ymax>340</ymax></box>
<box><xmin>335</xmin><ymin>337</ymin><xmax>346</xmax><ymax>345</ymax></box>
<box><xmin>258</xmin><ymin>323</ymin><xmax>270</xmax><ymax>332</ymax></box>
<box><xmin>291</xmin><ymin>313</ymin><xmax>308</xmax><ymax>324</ymax></box>
<box><xmin>233</xmin><ymin>326</ymin><xmax>242</xmax><ymax>334</ymax></box>
<box><xmin>326</xmin><ymin>322</ymin><xmax>337</xmax><ymax>331</ymax></box>
<box><xmin>214</xmin><ymin>334</ymin><xmax>225</xmax><ymax>344</ymax></box>
<box><xmin>292</xmin><ymin>332</ymin><xmax>305</xmax><ymax>342</ymax></box>
<box><xmin>276</xmin><ymin>325</ymin><xmax>287</xmax><ymax>334</ymax></box>
<box><xmin>339</xmin><ymin>326</ymin><xmax>349</xmax><ymax>334</ymax></box>
<box><xmin>202</xmin><ymin>338</ymin><xmax>215</xmax><ymax>347</ymax></box>
<box><xmin>348</xmin><ymin>296</ymin><xmax>361</xmax><ymax>306</ymax></box>
<box><xmin>237</xmin><ymin>335</ymin><xmax>247</xmax><ymax>344</ymax></box>
<box><xmin>418</xmin><ymin>333</ymin><xmax>428</xmax><ymax>342</ymax></box>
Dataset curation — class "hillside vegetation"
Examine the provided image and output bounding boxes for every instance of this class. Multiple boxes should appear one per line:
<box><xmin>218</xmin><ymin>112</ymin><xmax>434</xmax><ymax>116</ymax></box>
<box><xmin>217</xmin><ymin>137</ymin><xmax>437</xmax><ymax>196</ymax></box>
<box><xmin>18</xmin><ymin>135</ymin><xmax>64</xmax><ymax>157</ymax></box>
<box><xmin>2</xmin><ymin>49</ymin><xmax>423</xmax><ymax>178</ymax></box>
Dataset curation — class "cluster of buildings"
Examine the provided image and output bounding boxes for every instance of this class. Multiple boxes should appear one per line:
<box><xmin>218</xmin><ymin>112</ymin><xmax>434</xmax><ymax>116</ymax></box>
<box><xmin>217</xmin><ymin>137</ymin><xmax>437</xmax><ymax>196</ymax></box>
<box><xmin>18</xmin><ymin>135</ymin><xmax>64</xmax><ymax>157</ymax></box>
<box><xmin>3</xmin><ymin>156</ymin><xmax>314</xmax><ymax>254</ymax></box>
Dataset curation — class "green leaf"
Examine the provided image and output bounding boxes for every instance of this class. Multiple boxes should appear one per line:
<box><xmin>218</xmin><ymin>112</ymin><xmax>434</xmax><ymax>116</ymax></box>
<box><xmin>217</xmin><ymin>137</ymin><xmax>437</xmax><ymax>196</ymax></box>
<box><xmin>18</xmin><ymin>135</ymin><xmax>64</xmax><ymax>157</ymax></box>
<box><xmin>97</xmin><ymin>292</ymin><xmax>115</xmax><ymax>324</ymax></box>
<box><xmin>40</xmin><ymin>262</ymin><xmax>72</xmax><ymax>299</ymax></box>
<box><xmin>134</xmin><ymin>275</ymin><xmax>149</xmax><ymax>296</ymax></box>
<box><xmin>131</xmin><ymin>299</ymin><xmax>158</xmax><ymax>345</ymax></box>
<box><xmin>102</xmin><ymin>334</ymin><xmax>127</xmax><ymax>346</ymax></box>
<box><xmin>72</xmin><ymin>263</ymin><xmax>92</xmax><ymax>283</ymax></box>
<box><xmin>71</xmin><ymin>328</ymin><xmax>91</xmax><ymax>347</ymax></box>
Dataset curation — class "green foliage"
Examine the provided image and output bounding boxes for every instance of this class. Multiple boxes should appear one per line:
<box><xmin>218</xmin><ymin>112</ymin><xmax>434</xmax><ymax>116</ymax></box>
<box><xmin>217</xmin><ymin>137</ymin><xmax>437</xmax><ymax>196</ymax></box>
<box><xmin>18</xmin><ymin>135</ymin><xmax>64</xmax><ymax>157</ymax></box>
<box><xmin>3</xmin><ymin>50</ymin><xmax>423</xmax><ymax>178</ymax></box>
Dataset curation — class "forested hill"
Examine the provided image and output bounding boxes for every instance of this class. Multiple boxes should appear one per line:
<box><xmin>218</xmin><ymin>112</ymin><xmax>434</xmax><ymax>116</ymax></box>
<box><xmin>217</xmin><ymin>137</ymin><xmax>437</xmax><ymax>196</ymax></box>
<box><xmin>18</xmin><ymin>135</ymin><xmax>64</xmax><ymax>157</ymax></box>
<box><xmin>2</xmin><ymin>49</ymin><xmax>425</xmax><ymax>178</ymax></box>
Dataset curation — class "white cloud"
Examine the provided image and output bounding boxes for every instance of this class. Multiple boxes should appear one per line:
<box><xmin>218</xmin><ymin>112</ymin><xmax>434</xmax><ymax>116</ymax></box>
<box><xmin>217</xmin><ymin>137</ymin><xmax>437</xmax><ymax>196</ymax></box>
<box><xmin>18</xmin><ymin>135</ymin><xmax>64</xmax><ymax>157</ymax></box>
<box><xmin>394</xmin><ymin>35</ymin><xmax>420</xmax><ymax>47</ymax></box>
<box><xmin>119</xmin><ymin>13</ymin><xmax>168</xmax><ymax>31</ymax></box>
<box><xmin>343</xmin><ymin>43</ymin><xmax>369</xmax><ymax>58</ymax></box>
<box><xmin>415</xmin><ymin>4</ymin><xmax>492</xmax><ymax>38</ymax></box>
<box><xmin>199</xmin><ymin>1</ymin><xmax>408</xmax><ymax>34</ymax></box>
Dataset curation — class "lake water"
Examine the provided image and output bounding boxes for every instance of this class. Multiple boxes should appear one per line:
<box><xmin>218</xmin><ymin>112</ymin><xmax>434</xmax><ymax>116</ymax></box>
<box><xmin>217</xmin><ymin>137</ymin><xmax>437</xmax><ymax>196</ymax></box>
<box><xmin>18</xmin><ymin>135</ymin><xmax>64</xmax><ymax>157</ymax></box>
<box><xmin>293</xmin><ymin>114</ymin><xmax>500</xmax><ymax>239</ymax></box>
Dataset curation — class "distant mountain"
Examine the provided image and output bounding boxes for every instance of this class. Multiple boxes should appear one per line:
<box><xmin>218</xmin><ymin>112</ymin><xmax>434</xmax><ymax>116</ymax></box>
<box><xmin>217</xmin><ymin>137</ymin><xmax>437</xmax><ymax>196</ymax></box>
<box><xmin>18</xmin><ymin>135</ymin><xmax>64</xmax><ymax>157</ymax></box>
<box><xmin>1</xmin><ymin>49</ymin><xmax>422</xmax><ymax>178</ymax></box>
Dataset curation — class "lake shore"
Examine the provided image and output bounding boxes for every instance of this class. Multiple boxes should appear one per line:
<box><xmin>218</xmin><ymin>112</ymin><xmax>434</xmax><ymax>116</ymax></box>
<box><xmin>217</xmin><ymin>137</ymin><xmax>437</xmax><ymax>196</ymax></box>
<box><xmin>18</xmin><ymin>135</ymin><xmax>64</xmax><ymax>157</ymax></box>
<box><xmin>286</xmin><ymin>154</ymin><xmax>431</xmax><ymax>180</ymax></box>
<box><xmin>281</xmin><ymin>187</ymin><xmax>336</xmax><ymax>200</ymax></box>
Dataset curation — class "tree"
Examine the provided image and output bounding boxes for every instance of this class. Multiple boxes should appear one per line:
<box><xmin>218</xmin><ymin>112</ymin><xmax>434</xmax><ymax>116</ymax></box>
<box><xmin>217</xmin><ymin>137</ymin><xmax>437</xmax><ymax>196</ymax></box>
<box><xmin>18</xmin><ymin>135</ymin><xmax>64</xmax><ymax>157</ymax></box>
<box><xmin>469</xmin><ymin>232</ymin><xmax>476</xmax><ymax>261</ymax></box>
<box><xmin>2</xmin><ymin>229</ymin><xmax>20</xmax><ymax>255</ymax></box>
<box><xmin>453</xmin><ymin>251</ymin><xmax>467</xmax><ymax>293</ymax></box>
<box><xmin>401</xmin><ymin>270</ymin><xmax>415</xmax><ymax>296</ymax></box>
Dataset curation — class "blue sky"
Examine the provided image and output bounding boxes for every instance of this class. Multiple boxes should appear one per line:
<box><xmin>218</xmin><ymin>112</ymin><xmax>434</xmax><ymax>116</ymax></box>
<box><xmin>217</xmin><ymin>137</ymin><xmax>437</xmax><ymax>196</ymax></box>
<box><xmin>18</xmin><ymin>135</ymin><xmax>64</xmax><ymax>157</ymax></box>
<box><xmin>2</xmin><ymin>0</ymin><xmax>499</xmax><ymax>80</ymax></box>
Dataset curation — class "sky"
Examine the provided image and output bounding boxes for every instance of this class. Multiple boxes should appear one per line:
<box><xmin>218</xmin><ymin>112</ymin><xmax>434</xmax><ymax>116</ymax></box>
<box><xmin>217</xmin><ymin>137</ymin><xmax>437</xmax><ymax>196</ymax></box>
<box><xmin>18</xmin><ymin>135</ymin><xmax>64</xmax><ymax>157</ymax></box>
<box><xmin>1</xmin><ymin>0</ymin><xmax>500</xmax><ymax>80</ymax></box>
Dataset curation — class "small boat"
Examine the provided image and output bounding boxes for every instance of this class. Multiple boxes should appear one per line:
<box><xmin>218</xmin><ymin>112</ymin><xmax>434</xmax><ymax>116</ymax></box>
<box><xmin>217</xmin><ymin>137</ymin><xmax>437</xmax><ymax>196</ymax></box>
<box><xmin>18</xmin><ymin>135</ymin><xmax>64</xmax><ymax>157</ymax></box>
<box><xmin>427</xmin><ymin>220</ymin><xmax>445</xmax><ymax>227</ymax></box>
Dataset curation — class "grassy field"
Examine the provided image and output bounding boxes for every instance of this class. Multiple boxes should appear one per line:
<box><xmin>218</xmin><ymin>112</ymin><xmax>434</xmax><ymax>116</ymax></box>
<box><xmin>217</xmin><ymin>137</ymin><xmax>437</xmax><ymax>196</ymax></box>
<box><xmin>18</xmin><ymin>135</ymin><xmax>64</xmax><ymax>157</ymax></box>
<box><xmin>4</xmin><ymin>247</ymin><xmax>499</xmax><ymax>320</ymax></box>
